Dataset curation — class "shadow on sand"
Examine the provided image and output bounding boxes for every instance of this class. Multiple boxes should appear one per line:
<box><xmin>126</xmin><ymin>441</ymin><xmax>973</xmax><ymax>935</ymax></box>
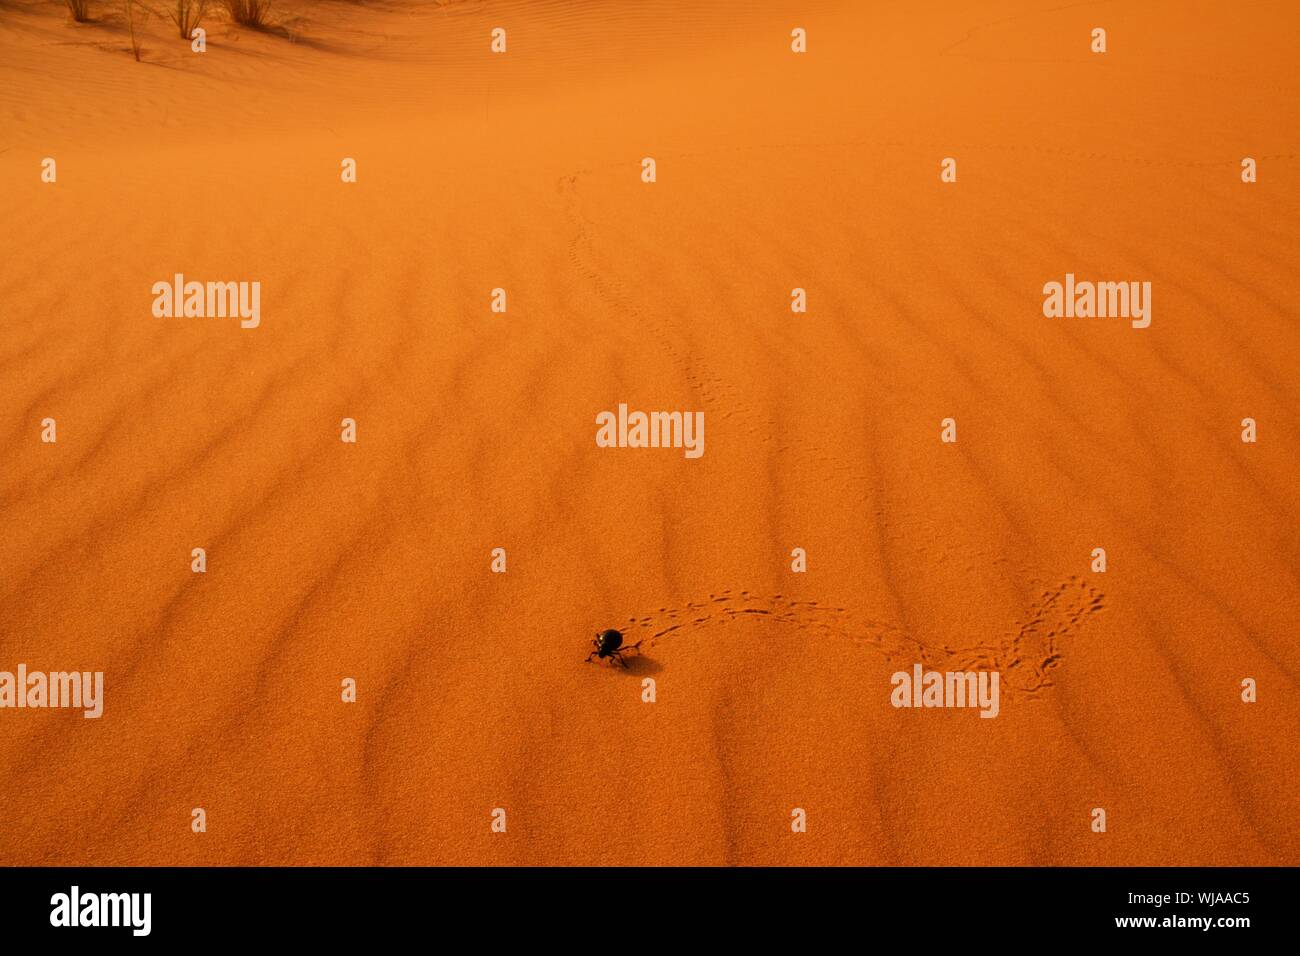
<box><xmin>589</xmin><ymin>651</ymin><xmax>663</xmax><ymax>678</ymax></box>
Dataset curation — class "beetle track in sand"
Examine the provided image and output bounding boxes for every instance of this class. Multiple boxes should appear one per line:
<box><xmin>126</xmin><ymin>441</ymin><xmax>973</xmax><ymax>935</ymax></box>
<box><xmin>623</xmin><ymin>578</ymin><xmax>1104</xmax><ymax>697</ymax></box>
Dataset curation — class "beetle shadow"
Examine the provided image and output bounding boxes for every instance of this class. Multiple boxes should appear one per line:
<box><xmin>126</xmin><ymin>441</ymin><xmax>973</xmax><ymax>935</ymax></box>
<box><xmin>605</xmin><ymin>652</ymin><xmax>662</xmax><ymax>677</ymax></box>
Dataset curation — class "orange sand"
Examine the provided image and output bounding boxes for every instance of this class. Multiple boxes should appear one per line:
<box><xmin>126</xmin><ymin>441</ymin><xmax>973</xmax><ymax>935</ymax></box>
<box><xmin>0</xmin><ymin>0</ymin><xmax>1297</xmax><ymax>865</ymax></box>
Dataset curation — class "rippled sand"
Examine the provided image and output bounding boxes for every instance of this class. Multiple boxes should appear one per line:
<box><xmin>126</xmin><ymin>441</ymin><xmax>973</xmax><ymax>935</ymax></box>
<box><xmin>0</xmin><ymin>0</ymin><xmax>1296</xmax><ymax>864</ymax></box>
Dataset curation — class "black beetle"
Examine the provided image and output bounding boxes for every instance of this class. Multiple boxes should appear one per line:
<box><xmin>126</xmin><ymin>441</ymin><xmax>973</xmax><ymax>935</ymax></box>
<box><xmin>585</xmin><ymin>628</ymin><xmax>641</xmax><ymax>668</ymax></box>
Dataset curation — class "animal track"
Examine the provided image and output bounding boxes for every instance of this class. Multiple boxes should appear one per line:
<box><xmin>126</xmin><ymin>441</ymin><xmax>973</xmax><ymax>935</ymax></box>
<box><xmin>563</xmin><ymin>164</ymin><xmax>1108</xmax><ymax>698</ymax></box>
<box><xmin>624</xmin><ymin>578</ymin><xmax>1104</xmax><ymax>698</ymax></box>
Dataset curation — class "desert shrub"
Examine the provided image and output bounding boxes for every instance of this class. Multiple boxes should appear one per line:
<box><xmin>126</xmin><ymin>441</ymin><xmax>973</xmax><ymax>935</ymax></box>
<box><xmin>170</xmin><ymin>0</ymin><xmax>207</xmax><ymax>39</ymax></box>
<box><xmin>223</xmin><ymin>0</ymin><xmax>271</xmax><ymax>28</ymax></box>
<box><xmin>125</xmin><ymin>0</ymin><xmax>143</xmax><ymax>60</ymax></box>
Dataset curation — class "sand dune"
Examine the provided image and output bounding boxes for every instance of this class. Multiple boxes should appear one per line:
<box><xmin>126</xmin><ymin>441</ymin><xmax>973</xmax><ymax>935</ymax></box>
<box><xmin>0</xmin><ymin>0</ymin><xmax>1297</xmax><ymax>865</ymax></box>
